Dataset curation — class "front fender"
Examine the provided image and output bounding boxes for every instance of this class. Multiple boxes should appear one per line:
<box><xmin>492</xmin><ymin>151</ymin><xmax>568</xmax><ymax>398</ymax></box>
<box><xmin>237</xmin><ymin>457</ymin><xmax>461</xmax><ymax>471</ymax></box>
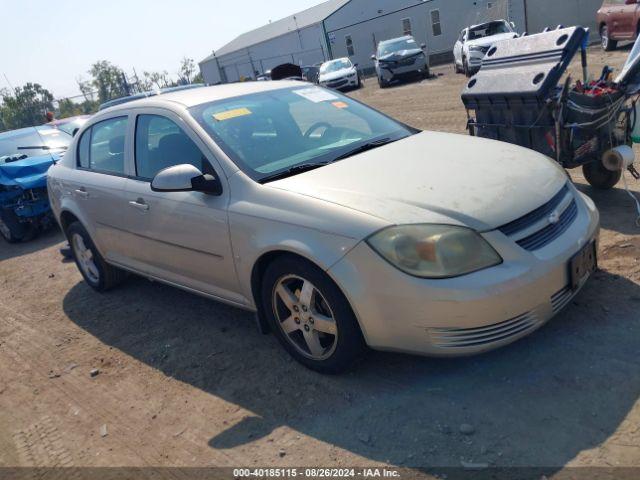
<box><xmin>229</xmin><ymin>211</ymin><xmax>361</xmax><ymax>307</ymax></box>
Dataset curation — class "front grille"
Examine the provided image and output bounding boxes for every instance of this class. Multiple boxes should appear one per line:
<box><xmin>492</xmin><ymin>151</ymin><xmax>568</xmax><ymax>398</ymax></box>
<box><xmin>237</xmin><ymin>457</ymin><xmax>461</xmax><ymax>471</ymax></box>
<box><xmin>398</xmin><ymin>57</ymin><xmax>417</xmax><ymax>66</ymax></box>
<box><xmin>430</xmin><ymin>312</ymin><xmax>538</xmax><ymax>349</ymax></box>
<box><xmin>498</xmin><ymin>184</ymin><xmax>578</xmax><ymax>251</ymax></box>
<box><xmin>327</xmin><ymin>78</ymin><xmax>348</xmax><ymax>88</ymax></box>
<box><xmin>551</xmin><ymin>286</ymin><xmax>574</xmax><ymax>313</ymax></box>
<box><xmin>517</xmin><ymin>200</ymin><xmax>578</xmax><ymax>251</ymax></box>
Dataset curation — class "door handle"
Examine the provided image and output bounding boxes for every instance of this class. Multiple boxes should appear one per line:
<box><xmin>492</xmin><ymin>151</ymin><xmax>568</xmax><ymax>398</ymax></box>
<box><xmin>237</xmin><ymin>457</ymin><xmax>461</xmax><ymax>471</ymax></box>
<box><xmin>129</xmin><ymin>199</ymin><xmax>150</xmax><ymax>212</ymax></box>
<box><xmin>75</xmin><ymin>188</ymin><xmax>89</xmax><ymax>198</ymax></box>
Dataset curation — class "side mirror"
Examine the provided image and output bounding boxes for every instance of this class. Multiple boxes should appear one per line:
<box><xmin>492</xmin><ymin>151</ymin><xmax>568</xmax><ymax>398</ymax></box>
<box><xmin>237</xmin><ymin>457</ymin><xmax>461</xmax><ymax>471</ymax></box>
<box><xmin>353</xmin><ymin>63</ymin><xmax>359</xmax><ymax>67</ymax></box>
<box><xmin>420</xmin><ymin>43</ymin><xmax>427</xmax><ymax>50</ymax></box>
<box><xmin>371</xmin><ymin>54</ymin><xmax>376</xmax><ymax>61</ymax></box>
<box><xmin>510</xmin><ymin>21</ymin><xmax>516</xmax><ymax>29</ymax></box>
<box><xmin>151</xmin><ymin>164</ymin><xmax>222</xmax><ymax>195</ymax></box>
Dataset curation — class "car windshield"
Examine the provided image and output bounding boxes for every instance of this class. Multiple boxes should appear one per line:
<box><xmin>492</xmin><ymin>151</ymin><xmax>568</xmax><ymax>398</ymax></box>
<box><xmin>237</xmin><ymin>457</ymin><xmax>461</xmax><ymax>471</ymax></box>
<box><xmin>320</xmin><ymin>59</ymin><xmax>351</xmax><ymax>74</ymax></box>
<box><xmin>378</xmin><ymin>38</ymin><xmax>417</xmax><ymax>57</ymax></box>
<box><xmin>468</xmin><ymin>21</ymin><xmax>512</xmax><ymax>40</ymax></box>
<box><xmin>0</xmin><ymin>126</ymin><xmax>71</xmax><ymax>163</ymax></box>
<box><xmin>189</xmin><ymin>86</ymin><xmax>414</xmax><ymax>182</ymax></box>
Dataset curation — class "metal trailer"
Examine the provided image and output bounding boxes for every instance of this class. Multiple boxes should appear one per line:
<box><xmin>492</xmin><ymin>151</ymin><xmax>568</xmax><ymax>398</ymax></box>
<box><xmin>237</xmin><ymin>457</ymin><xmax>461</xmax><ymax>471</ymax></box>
<box><xmin>461</xmin><ymin>26</ymin><xmax>640</xmax><ymax>190</ymax></box>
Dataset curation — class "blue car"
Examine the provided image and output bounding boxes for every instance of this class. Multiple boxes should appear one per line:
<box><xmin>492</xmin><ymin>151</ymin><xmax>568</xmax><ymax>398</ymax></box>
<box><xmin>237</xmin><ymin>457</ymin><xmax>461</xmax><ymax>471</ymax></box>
<box><xmin>0</xmin><ymin>125</ymin><xmax>71</xmax><ymax>242</ymax></box>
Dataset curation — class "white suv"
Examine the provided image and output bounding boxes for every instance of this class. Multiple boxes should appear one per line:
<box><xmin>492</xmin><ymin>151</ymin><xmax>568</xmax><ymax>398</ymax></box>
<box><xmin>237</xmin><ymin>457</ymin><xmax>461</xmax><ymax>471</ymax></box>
<box><xmin>453</xmin><ymin>20</ymin><xmax>519</xmax><ymax>77</ymax></box>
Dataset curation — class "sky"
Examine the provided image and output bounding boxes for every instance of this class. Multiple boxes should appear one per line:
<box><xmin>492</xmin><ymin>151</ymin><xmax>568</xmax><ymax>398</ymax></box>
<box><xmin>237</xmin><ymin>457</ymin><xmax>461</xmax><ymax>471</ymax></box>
<box><xmin>2</xmin><ymin>0</ymin><xmax>322</xmax><ymax>99</ymax></box>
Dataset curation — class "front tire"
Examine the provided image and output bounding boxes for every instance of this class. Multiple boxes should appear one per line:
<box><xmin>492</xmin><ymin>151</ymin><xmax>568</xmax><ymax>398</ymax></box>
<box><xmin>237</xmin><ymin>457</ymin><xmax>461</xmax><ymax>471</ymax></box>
<box><xmin>601</xmin><ymin>25</ymin><xmax>617</xmax><ymax>51</ymax></box>
<box><xmin>0</xmin><ymin>210</ymin><xmax>31</xmax><ymax>243</ymax></box>
<box><xmin>261</xmin><ymin>255</ymin><xmax>366</xmax><ymax>374</ymax></box>
<box><xmin>583</xmin><ymin>158</ymin><xmax>622</xmax><ymax>190</ymax></box>
<box><xmin>463</xmin><ymin>57</ymin><xmax>471</xmax><ymax>77</ymax></box>
<box><xmin>66</xmin><ymin>221</ymin><xmax>127</xmax><ymax>291</ymax></box>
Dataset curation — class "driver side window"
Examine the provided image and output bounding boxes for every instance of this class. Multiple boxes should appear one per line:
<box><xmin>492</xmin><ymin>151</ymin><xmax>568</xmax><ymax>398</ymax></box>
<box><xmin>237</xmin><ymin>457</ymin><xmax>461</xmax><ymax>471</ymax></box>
<box><xmin>134</xmin><ymin>115</ymin><xmax>210</xmax><ymax>180</ymax></box>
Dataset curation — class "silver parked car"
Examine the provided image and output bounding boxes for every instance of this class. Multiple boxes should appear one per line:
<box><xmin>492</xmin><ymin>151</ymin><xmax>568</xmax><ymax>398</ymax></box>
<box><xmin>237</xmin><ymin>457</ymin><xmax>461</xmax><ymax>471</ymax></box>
<box><xmin>48</xmin><ymin>82</ymin><xmax>600</xmax><ymax>373</ymax></box>
<box><xmin>372</xmin><ymin>35</ymin><xmax>429</xmax><ymax>88</ymax></box>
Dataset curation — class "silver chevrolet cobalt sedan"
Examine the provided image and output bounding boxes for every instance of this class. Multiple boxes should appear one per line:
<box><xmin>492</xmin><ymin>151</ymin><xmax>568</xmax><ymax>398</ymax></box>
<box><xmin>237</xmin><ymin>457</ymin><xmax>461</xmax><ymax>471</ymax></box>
<box><xmin>48</xmin><ymin>81</ymin><xmax>599</xmax><ymax>373</ymax></box>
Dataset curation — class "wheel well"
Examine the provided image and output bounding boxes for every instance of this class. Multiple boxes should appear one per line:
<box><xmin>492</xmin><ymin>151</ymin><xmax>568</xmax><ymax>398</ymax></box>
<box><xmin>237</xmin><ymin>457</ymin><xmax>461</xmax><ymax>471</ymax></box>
<box><xmin>59</xmin><ymin>210</ymin><xmax>80</xmax><ymax>235</ymax></box>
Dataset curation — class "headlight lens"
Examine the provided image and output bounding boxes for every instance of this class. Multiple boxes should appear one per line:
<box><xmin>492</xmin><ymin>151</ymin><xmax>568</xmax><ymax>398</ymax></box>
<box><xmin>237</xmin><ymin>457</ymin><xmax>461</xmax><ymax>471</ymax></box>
<box><xmin>468</xmin><ymin>45</ymin><xmax>485</xmax><ymax>52</ymax></box>
<box><xmin>367</xmin><ymin>224</ymin><xmax>502</xmax><ymax>278</ymax></box>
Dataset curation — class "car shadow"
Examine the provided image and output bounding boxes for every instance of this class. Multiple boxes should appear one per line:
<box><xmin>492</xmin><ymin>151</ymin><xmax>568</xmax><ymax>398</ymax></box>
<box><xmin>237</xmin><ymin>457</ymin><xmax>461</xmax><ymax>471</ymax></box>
<box><xmin>0</xmin><ymin>228</ymin><xmax>65</xmax><ymax>262</ymax></box>
<box><xmin>62</xmin><ymin>266</ymin><xmax>640</xmax><ymax>470</ymax></box>
<box><xmin>574</xmin><ymin>182</ymin><xmax>640</xmax><ymax>235</ymax></box>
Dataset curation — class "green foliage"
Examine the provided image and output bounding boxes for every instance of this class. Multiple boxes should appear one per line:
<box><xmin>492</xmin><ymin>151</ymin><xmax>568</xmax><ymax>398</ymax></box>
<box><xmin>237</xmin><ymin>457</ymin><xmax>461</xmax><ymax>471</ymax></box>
<box><xmin>0</xmin><ymin>56</ymin><xmax>205</xmax><ymax>132</ymax></box>
<box><xmin>0</xmin><ymin>83</ymin><xmax>54</xmax><ymax>130</ymax></box>
<box><xmin>87</xmin><ymin>60</ymin><xmax>129</xmax><ymax>104</ymax></box>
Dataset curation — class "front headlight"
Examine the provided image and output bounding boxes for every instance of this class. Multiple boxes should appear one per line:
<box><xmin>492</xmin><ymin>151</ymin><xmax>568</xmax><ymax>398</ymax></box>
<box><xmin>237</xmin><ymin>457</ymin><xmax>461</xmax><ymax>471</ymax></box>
<box><xmin>367</xmin><ymin>224</ymin><xmax>502</xmax><ymax>278</ymax></box>
<box><xmin>468</xmin><ymin>45</ymin><xmax>486</xmax><ymax>52</ymax></box>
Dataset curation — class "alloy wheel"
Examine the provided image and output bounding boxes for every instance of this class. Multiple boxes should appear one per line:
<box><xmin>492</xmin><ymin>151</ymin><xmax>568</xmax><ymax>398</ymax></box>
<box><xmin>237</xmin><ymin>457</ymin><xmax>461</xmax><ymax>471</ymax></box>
<box><xmin>272</xmin><ymin>274</ymin><xmax>338</xmax><ymax>361</ymax></box>
<box><xmin>72</xmin><ymin>233</ymin><xmax>100</xmax><ymax>283</ymax></box>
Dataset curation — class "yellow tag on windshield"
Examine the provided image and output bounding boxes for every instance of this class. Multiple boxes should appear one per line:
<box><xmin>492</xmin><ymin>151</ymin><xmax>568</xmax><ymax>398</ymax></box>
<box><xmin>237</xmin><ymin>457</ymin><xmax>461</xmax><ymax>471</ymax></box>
<box><xmin>213</xmin><ymin>108</ymin><xmax>252</xmax><ymax>121</ymax></box>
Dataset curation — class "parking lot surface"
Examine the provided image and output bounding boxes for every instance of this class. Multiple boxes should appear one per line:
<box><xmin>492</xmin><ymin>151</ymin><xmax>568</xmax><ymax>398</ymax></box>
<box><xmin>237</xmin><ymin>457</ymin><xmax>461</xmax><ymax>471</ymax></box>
<box><xmin>1</xmin><ymin>46</ymin><xmax>640</xmax><ymax>474</ymax></box>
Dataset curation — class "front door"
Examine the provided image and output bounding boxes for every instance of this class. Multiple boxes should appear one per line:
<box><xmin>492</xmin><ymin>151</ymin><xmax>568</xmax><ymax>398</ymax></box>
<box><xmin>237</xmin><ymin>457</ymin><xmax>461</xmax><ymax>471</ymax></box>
<box><xmin>120</xmin><ymin>110</ymin><xmax>244</xmax><ymax>305</ymax></box>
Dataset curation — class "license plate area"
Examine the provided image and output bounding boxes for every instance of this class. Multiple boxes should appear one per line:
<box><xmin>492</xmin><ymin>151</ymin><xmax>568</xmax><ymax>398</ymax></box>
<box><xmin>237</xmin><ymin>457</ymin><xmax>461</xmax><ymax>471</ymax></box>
<box><xmin>570</xmin><ymin>241</ymin><xmax>597</xmax><ymax>291</ymax></box>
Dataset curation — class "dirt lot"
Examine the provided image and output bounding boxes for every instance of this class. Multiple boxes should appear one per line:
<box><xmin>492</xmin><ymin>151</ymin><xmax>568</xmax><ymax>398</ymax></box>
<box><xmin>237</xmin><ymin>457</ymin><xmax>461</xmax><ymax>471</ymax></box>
<box><xmin>1</xmin><ymin>46</ymin><xmax>640</xmax><ymax>476</ymax></box>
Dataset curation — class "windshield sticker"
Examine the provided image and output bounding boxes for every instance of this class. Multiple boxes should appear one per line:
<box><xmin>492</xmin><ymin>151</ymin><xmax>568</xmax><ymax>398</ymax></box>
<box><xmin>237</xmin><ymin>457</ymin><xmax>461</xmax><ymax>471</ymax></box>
<box><xmin>293</xmin><ymin>87</ymin><xmax>338</xmax><ymax>103</ymax></box>
<box><xmin>332</xmin><ymin>101</ymin><xmax>348</xmax><ymax>109</ymax></box>
<box><xmin>213</xmin><ymin>108</ymin><xmax>252</xmax><ymax>121</ymax></box>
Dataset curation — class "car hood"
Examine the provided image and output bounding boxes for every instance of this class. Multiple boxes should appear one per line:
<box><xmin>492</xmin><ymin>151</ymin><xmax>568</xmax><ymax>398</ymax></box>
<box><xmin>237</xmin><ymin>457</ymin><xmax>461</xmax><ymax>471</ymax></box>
<box><xmin>319</xmin><ymin>68</ymin><xmax>355</xmax><ymax>82</ymax></box>
<box><xmin>269</xmin><ymin>132</ymin><xmax>568</xmax><ymax>231</ymax></box>
<box><xmin>378</xmin><ymin>48</ymin><xmax>423</xmax><ymax>62</ymax></box>
<box><xmin>0</xmin><ymin>153</ymin><xmax>58</xmax><ymax>190</ymax></box>
<box><xmin>466</xmin><ymin>32</ymin><xmax>518</xmax><ymax>48</ymax></box>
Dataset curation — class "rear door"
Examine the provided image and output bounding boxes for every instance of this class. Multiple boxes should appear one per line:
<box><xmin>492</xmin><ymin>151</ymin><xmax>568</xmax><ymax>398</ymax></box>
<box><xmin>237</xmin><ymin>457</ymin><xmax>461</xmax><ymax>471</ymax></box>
<box><xmin>120</xmin><ymin>109</ymin><xmax>243</xmax><ymax>304</ymax></box>
<box><xmin>72</xmin><ymin>115</ymin><xmax>132</xmax><ymax>257</ymax></box>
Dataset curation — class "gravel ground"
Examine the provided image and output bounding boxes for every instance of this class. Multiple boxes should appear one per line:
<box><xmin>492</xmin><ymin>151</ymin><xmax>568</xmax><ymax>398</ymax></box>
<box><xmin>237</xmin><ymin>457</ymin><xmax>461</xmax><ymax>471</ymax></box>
<box><xmin>1</xmin><ymin>46</ymin><xmax>639</xmax><ymax>476</ymax></box>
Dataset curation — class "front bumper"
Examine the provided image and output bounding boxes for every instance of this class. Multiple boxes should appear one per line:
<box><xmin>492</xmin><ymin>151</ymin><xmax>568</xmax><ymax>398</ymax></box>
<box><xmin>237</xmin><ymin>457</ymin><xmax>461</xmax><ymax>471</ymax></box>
<box><xmin>378</xmin><ymin>56</ymin><xmax>428</xmax><ymax>81</ymax></box>
<box><xmin>466</xmin><ymin>50</ymin><xmax>487</xmax><ymax>71</ymax></box>
<box><xmin>328</xmin><ymin>191</ymin><xmax>600</xmax><ymax>357</ymax></box>
<box><xmin>321</xmin><ymin>75</ymin><xmax>359</xmax><ymax>91</ymax></box>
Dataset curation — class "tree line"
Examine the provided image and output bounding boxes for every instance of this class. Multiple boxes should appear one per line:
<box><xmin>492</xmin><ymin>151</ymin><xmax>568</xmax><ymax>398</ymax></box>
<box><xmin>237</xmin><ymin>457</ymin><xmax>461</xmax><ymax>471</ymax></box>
<box><xmin>0</xmin><ymin>57</ymin><xmax>203</xmax><ymax>132</ymax></box>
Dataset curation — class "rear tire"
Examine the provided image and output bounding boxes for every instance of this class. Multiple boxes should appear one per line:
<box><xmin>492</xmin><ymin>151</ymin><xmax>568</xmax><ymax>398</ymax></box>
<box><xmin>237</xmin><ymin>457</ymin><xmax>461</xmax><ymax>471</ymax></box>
<box><xmin>378</xmin><ymin>76</ymin><xmax>388</xmax><ymax>88</ymax></box>
<box><xmin>66</xmin><ymin>221</ymin><xmax>127</xmax><ymax>292</ymax></box>
<box><xmin>261</xmin><ymin>255</ymin><xmax>366</xmax><ymax>374</ymax></box>
<box><xmin>601</xmin><ymin>25</ymin><xmax>617</xmax><ymax>51</ymax></box>
<box><xmin>0</xmin><ymin>210</ymin><xmax>30</xmax><ymax>243</ymax></box>
<box><xmin>583</xmin><ymin>158</ymin><xmax>622</xmax><ymax>190</ymax></box>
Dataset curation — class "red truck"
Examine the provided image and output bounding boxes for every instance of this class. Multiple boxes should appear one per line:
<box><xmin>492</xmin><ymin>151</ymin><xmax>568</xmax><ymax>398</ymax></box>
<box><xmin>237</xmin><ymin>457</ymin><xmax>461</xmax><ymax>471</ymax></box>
<box><xmin>597</xmin><ymin>0</ymin><xmax>640</xmax><ymax>51</ymax></box>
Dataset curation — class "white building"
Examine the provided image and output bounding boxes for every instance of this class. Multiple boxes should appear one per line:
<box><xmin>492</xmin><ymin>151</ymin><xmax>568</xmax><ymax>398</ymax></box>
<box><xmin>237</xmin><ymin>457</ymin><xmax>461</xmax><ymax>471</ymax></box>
<box><xmin>200</xmin><ymin>0</ymin><xmax>604</xmax><ymax>84</ymax></box>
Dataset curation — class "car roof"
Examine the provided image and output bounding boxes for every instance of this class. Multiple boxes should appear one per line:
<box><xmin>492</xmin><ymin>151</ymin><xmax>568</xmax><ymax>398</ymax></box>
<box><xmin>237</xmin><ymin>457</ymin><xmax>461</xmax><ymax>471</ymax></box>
<box><xmin>98</xmin><ymin>84</ymin><xmax>206</xmax><ymax>111</ymax></box>
<box><xmin>98</xmin><ymin>80</ymin><xmax>308</xmax><ymax>113</ymax></box>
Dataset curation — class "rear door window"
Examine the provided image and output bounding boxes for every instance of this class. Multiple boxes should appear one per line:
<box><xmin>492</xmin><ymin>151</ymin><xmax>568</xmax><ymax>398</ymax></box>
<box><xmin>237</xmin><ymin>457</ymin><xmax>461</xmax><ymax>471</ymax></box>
<box><xmin>78</xmin><ymin>117</ymin><xmax>128</xmax><ymax>175</ymax></box>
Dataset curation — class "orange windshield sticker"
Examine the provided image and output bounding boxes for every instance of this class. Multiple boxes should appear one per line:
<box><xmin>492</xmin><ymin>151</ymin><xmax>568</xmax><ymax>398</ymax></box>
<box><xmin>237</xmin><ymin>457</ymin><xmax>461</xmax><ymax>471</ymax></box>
<box><xmin>213</xmin><ymin>108</ymin><xmax>252</xmax><ymax>121</ymax></box>
<box><xmin>332</xmin><ymin>101</ymin><xmax>348</xmax><ymax>109</ymax></box>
